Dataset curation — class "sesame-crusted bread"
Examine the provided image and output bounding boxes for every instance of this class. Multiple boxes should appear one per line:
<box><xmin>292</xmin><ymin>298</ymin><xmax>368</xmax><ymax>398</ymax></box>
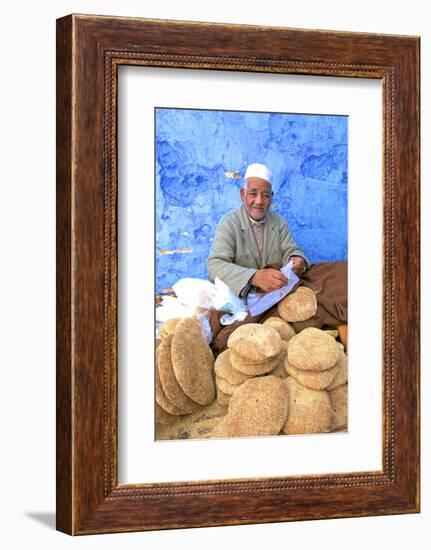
<box><xmin>329</xmin><ymin>384</ymin><xmax>348</xmax><ymax>430</ymax></box>
<box><xmin>160</xmin><ymin>317</ymin><xmax>182</xmax><ymax>338</ymax></box>
<box><xmin>214</xmin><ymin>349</ymin><xmax>253</xmax><ymax>385</ymax></box>
<box><xmin>277</xmin><ymin>287</ymin><xmax>317</xmax><ymax>322</ymax></box>
<box><xmin>226</xmin><ymin>376</ymin><xmax>289</xmax><ymax>437</ymax></box>
<box><xmin>326</xmin><ymin>349</ymin><xmax>348</xmax><ymax>390</ymax></box>
<box><xmin>216</xmin><ymin>375</ymin><xmax>238</xmax><ymax>396</ymax></box>
<box><xmin>157</xmin><ymin>335</ymin><xmax>202</xmax><ymax>413</ymax></box>
<box><xmin>287</xmin><ymin>327</ymin><xmax>340</xmax><ymax>371</ymax></box>
<box><xmin>227</xmin><ymin>323</ymin><xmax>282</xmax><ymax>363</ymax></box>
<box><xmin>171</xmin><ymin>330</ymin><xmax>216</xmax><ymax>405</ymax></box>
<box><xmin>229</xmin><ymin>349</ymin><xmax>284</xmax><ymax>376</ymax></box>
<box><xmin>281</xmin><ymin>377</ymin><xmax>333</xmax><ymax>435</ymax></box>
<box><xmin>155</xmin><ymin>365</ymin><xmax>188</xmax><ymax>416</ymax></box>
<box><xmin>284</xmin><ymin>356</ymin><xmax>338</xmax><ymax>390</ymax></box>
<box><xmin>262</xmin><ymin>317</ymin><xmax>296</xmax><ymax>342</ymax></box>
<box><xmin>175</xmin><ymin>317</ymin><xmax>204</xmax><ymax>338</ymax></box>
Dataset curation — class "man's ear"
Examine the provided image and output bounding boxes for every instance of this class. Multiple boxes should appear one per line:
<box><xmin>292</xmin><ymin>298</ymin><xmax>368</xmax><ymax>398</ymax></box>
<box><xmin>240</xmin><ymin>187</ymin><xmax>245</xmax><ymax>200</ymax></box>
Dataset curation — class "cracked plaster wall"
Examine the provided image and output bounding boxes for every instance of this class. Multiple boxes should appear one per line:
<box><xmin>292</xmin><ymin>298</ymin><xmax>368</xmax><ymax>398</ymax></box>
<box><xmin>156</xmin><ymin>108</ymin><xmax>347</xmax><ymax>294</ymax></box>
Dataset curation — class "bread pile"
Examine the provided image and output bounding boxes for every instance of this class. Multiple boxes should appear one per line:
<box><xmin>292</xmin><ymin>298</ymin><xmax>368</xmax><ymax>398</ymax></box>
<box><xmin>156</xmin><ymin>317</ymin><xmax>216</xmax><ymax>420</ymax></box>
<box><xmin>213</xmin><ymin>322</ymin><xmax>348</xmax><ymax>438</ymax></box>
<box><xmin>156</xmin><ymin>285</ymin><xmax>347</xmax><ymax>439</ymax></box>
<box><xmin>276</xmin><ymin>286</ymin><xmax>325</xmax><ymax>331</ymax></box>
<box><xmin>281</xmin><ymin>327</ymin><xmax>348</xmax><ymax>434</ymax></box>
<box><xmin>214</xmin><ymin>322</ymin><xmax>292</xmax><ymax>408</ymax></box>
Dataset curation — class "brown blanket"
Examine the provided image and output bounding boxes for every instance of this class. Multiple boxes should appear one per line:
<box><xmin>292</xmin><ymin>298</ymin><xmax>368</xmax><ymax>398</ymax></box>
<box><xmin>301</xmin><ymin>261</ymin><xmax>348</xmax><ymax>326</ymax></box>
<box><xmin>210</xmin><ymin>261</ymin><xmax>347</xmax><ymax>356</ymax></box>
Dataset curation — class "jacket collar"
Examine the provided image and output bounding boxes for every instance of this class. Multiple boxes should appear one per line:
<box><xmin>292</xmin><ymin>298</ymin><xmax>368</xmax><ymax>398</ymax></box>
<box><xmin>239</xmin><ymin>204</ymin><xmax>251</xmax><ymax>230</ymax></box>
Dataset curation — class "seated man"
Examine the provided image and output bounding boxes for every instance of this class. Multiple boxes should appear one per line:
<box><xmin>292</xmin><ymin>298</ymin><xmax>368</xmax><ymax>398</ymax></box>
<box><xmin>207</xmin><ymin>163</ymin><xmax>348</xmax><ymax>354</ymax></box>
<box><xmin>207</xmin><ymin>162</ymin><xmax>309</xmax><ymax>299</ymax></box>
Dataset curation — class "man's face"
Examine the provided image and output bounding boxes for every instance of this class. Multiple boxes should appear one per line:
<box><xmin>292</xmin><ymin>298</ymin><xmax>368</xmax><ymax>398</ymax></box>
<box><xmin>240</xmin><ymin>177</ymin><xmax>273</xmax><ymax>221</ymax></box>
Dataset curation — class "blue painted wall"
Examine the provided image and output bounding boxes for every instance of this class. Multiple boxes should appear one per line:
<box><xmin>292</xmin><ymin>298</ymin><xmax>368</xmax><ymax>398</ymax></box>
<box><xmin>155</xmin><ymin>108</ymin><xmax>347</xmax><ymax>294</ymax></box>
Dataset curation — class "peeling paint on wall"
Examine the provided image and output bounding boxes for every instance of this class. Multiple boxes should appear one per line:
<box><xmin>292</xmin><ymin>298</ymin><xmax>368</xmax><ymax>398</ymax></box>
<box><xmin>158</xmin><ymin>248</ymin><xmax>193</xmax><ymax>255</ymax></box>
<box><xmin>155</xmin><ymin>108</ymin><xmax>348</xmax><ymax>294</ymax></box>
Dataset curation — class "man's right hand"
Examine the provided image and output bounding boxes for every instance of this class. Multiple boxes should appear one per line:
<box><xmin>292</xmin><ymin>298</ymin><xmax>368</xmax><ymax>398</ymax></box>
<box><xmin>251</xmin><ymin>268</ymin><xmax>289</xmax><ymax>292</ymax></box>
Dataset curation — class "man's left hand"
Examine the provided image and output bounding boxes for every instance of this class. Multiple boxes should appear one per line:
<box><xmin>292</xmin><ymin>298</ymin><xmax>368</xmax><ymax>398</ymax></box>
<box><xmin>290</xmin><ymin>256</ymin><xmax>306</xmax><ymax>276</ymax></box>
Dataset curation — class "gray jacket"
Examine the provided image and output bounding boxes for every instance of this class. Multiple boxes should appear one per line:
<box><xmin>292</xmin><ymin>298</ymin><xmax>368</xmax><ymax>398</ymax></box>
<box><xmin>207</xmin><ymin>206</ymin><xmax>309</xmax><ymax>297</ymax></box>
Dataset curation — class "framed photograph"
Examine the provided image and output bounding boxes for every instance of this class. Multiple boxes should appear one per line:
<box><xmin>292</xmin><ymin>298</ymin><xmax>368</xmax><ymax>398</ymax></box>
<box><xmin>152</xmin><ymin>106</ymin><xmax>349</xmax><ymax>443</ymax></box>
<box><xmin>56</xmin><ymin>14</ymin><xmax>420</xmax><ymax>534</ymax></box>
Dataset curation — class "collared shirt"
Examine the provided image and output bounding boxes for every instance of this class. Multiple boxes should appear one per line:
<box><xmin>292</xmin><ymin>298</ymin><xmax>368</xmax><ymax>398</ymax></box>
<box><xmin>247</xmin><ymin>214</ymin><xmax>266</xmax><ymax>255</ymax></box>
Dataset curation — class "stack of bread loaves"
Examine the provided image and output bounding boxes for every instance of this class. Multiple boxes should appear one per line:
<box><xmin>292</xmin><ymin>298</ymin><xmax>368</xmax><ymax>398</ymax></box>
<box><xmin>281</xmin><ymin>327</ymin><xmax>348</xmax><ymax>434</ymax></box>
<box><xmin>155</xmin><ymin>317</ymin><xmax>216</xmax><ymax>424</ymax></box>
<box><xmin>215</xmin><ymin>321</ymin><xmax>296</xmax><ymax>407</ymax></box>
<box><xmin>156</xmin><ymin>284</ymin><xmax>347</xmax><ymax>439</ymax></box>
<box><xmin>213</xmin><ymin>323</ymin><xmax>289</xmax><ymax>438</ymax></box>
<box><xmin>214</xmin><ymin>286</ymin><xmax>348</xmax><ymax>438</ymax></box>
<box><xmin>214</xmin><ymin>325</ymin><xmax>348</xmax><ymax>438</ymax></box>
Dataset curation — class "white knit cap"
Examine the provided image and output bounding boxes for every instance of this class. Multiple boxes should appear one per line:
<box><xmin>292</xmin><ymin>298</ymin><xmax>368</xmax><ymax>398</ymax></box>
<box><xmin>244</xmin><ymin>163</ymin><xmax>273</xmax><ymax>184</ymax></box>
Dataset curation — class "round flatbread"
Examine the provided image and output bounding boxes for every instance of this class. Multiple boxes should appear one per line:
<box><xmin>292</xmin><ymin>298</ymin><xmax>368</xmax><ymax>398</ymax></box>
<box><xmin>171</xmin><ymin>330</ymin><xmax>216</xmax><ymax>405</ymax></box>
<box><xmin>175</xmin><ymin>317</ymin><xmax>204</xmax><ymax>337</ymax></box>
<box><xmin>284</xmin><ymin>357</ymin><xmax>338</xmax><ymax>390</ymax></box>
<box><xmin>326</xmin><ymin>350</ymin><xmax>348</xmax><ymax>390</ymax></box>
<box><xmin>263</xmin><ymin>317</ymin><xmax>296</xmax><ymax>342</ymax></box>
<box><xmin>329</xmin><ymin>384</ymin><xmax>348</xmax><ymax>430</ymax></box>
<box><xmin>157</xmin><ymin>335</ymin><xmax>202</xmax><ymax>413</ymax></box>
<box><xmin>155</xmin><ymin>365</ymin><xmax>188</xmax><ymax>416</ymax></box>
<box><xmin>214</xmin><ymin>349</ymin><xmax>253</xmax><ymax>385</ymax></box>
<box><xmin>229</xmin><ymin>349</ymin><xmax>283</xmax><ymax>376</ymax></box>
<box><xmin>281</xmin><ymin>377</ymin><xmax>333</xmax><ymax>435</ymax></box>
<box><xmin>227</xmin><ymin>323</ymin><xmax>282</xmax><ymax>363</ymax></box>
<box><xmin>226</xmin><ymin>376</ymin><xmax>289</xmax><ymax>438</ymax></box>
<box><xmin>160</xmin><ymin>317</ymin><xmax>182</xmax><ymax>338</ymax></box>
<box><xmin>216</xmin><ymin>387</ymin><xmax>231</xmax><ymax>407</ymax></box>
<box><xmin>216</xmin><ymin>375</ymin><xmax>238</xmax><ymax>396</ymax></box>
<box><xmin>287</xmin><ymin>327</ymin><xmax>340</xmax><ymax>371</ymax></box>
<box><xmin>277</xmin><ymin>287</ymin><xmax>317</xmax><ymax>322</ymax></box>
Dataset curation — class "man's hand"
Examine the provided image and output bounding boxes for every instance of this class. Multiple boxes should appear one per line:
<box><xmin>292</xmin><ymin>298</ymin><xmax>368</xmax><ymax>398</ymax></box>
<box><xmin>290</xmin><ymin>256</ymin><xmax>306</xmax><ymax>276</ymax></box>
<box><xmin>251</xmin><ymin>268</ymin><xmax>289</xmax><ymax>292</ymax></box>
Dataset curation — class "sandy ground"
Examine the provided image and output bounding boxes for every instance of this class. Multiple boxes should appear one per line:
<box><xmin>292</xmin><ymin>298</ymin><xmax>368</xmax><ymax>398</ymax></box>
<box><xmin>156</xmin><ymin>399</ymin><xmax>229</xmax><ymax>440</ymax></box>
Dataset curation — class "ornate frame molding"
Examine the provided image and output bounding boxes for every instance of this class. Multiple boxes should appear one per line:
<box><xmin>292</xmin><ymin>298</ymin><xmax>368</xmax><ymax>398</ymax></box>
<box><xmin>57</xmin><ymin>15</ymin><xmax>419</xmax><ymax>534</ymax></box>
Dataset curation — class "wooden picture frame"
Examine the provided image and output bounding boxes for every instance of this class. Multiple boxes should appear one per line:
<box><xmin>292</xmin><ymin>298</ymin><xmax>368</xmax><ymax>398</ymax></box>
<box><xmin>56</xmin><ymin>14</ymin><xmax>420</xmax><ymax>535</ymax></box>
